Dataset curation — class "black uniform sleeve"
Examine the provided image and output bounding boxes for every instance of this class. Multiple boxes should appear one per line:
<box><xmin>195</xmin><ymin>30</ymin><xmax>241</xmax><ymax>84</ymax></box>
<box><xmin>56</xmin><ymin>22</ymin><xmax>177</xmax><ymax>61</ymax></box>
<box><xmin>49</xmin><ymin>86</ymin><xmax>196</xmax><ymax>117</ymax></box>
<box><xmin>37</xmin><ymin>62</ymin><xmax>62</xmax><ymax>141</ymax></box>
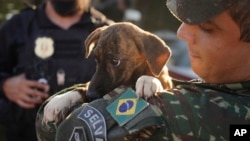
<box><xmin>0</xmin><ymin>12</ymin><xmax>27</xmax><ymax>97</ymax></box>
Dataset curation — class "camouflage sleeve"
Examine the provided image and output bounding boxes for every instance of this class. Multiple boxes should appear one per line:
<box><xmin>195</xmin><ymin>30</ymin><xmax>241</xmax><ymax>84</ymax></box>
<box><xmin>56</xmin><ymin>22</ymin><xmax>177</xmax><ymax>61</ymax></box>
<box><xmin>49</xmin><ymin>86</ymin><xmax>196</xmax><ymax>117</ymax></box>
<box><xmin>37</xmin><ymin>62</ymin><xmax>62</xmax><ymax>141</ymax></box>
<box><xmin>36</xmin><ymin>83</ymin><xmax>89</xmax><ymax>141</ymax></box>
<box><xmin>156</xmin><ymin>81</ymin><xmax>250</xmax><ymax>141</ymax></box>
<box><xmin>36</xmin><ymin>81</ymin><xmax>250</xmax><ymax>141</ymax></box>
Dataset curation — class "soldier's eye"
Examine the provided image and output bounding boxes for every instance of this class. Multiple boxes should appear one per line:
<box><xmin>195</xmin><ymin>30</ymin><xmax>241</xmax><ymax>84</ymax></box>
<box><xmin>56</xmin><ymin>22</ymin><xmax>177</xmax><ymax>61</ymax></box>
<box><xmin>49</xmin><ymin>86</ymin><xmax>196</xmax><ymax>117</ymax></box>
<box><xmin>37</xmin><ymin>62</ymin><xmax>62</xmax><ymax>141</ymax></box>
<box><xmin>111</xmin><ymin>58</ymin><xmax>121</xmax><ymax>67</ymax></box>
<box><xmin>199</xmin><ymin>22</ymin><xmax>214</xmax><ymax>33</ymax></box>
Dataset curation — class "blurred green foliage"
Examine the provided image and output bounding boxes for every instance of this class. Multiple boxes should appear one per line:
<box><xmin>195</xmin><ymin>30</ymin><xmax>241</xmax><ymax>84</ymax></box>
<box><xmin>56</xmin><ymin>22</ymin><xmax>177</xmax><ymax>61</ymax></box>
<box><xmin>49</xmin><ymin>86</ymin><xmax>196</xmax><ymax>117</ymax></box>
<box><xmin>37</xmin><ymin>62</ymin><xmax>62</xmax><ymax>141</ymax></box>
<box><xmin>0</xmin><ymin>0</ymin><xmax>25</xmax><ymax>24</ymax></box>
<box><xmin>0</xmin><ymin>0</ymin><xmax>180</xmax><ymax>31</ymax></box>
<box><xmin>134</xmin><ymin>0</ymin><xmax>181</xmax><ymax>32</ymax></box>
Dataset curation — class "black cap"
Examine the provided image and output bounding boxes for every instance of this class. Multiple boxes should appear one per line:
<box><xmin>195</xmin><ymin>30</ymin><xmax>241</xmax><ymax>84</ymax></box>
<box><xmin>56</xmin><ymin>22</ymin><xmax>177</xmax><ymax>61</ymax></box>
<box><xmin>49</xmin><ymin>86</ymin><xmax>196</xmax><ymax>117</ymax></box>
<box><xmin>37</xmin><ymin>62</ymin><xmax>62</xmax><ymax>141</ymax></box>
<box><xmin>166</xmin><ymin>0</ymin><xmax>236</xmax><ymax>24</ymax></box>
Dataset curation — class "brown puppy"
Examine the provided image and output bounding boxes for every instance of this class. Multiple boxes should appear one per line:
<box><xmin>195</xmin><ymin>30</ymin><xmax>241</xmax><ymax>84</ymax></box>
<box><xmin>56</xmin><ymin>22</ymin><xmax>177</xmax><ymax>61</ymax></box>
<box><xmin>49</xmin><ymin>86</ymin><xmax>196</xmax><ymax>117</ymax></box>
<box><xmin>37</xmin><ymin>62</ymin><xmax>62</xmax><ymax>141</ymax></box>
<box><xmin>85</xmin><ymin>22</ymin><xmax>172</xmax><ymax>100</ymax></box>
<box><xmin>43</xmin><ymin>22</ymin><xmax>172</xmax><ymax>123</ymax></box>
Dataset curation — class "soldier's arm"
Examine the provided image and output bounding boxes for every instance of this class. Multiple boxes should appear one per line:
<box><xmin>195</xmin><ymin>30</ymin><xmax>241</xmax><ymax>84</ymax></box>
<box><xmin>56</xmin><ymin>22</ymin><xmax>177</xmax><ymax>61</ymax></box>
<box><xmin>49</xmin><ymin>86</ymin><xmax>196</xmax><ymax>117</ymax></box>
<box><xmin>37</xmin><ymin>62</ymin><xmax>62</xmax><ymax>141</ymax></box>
<box><xmin>153</xmin><ymin>80</ymin><xmax>250</xmax><ymax>141</ymax></box>
<box><xmin>36</xmin><ymin>81</ymin><xmax>250</xmax><ymax>141</ymax></box>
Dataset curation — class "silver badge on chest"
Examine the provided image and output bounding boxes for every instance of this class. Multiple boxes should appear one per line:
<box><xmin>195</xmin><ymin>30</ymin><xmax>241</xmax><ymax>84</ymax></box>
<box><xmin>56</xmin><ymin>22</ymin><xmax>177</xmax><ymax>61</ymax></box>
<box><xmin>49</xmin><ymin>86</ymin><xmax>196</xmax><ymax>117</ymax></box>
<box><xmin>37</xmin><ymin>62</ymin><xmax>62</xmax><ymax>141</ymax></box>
<box><xmin>35</xmin><ymin>37</ymin><xmax>54</xmax><ymax>59</ymax></box>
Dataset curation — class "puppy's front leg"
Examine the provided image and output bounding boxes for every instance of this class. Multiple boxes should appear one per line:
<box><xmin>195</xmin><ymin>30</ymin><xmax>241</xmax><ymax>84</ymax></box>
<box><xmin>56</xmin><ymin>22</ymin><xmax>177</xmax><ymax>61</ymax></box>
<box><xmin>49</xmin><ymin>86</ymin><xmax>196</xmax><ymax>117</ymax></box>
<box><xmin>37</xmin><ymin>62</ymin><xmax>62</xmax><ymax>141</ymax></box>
<box><xmin>43</xmin><ymin>91</ymin><xmax>83</xmax><ymax>123</ymax></box>
<box><xmin>135</xmin><ymin>75</ymin><xmax>164</xmax><ymax>99</ymax></box>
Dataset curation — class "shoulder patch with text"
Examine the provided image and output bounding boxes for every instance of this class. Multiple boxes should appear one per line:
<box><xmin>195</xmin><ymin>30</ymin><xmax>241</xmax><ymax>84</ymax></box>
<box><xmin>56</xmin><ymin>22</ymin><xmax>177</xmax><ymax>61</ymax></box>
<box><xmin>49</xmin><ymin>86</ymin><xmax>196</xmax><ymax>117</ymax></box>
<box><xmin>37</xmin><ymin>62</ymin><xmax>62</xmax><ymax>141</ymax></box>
<box><xmin>78</xmin><ymin>105</ymin><xmax>107</xmax><ymax>141</ymax></box>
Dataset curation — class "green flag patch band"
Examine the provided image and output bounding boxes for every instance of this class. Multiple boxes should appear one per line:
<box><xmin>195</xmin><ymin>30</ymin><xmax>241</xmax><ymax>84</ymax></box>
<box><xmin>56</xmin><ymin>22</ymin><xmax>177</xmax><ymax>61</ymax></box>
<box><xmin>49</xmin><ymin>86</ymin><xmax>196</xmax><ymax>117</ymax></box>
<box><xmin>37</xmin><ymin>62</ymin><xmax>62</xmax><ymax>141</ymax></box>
<box><xmin>107</xmin><ymin>88</ymin><xmax>149</xmax><ymax>126</ymax></box>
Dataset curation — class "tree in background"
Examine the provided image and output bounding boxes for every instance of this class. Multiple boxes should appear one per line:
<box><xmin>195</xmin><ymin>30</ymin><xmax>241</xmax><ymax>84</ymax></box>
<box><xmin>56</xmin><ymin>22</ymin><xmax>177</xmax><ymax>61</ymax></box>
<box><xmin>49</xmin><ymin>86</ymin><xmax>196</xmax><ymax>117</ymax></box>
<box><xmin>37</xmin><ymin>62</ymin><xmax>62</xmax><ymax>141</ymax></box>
<box><xmin>0</xmin><ymin>0</ymin><xmax>44</xmax><ymax>24</ymax></box>
<box><xmin>134</xmin><ymin>0</ymin><xmax>181</xmax><ymax>32</ymax></box>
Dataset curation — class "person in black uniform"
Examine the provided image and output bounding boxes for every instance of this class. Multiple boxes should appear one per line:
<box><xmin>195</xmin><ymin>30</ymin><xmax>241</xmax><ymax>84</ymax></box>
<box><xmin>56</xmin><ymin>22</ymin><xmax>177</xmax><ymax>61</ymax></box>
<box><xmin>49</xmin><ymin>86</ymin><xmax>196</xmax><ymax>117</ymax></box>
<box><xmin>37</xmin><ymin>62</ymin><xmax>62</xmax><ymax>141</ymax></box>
<box><xmin>0</xmin><ymin>0</ymin><xmax>113</xmax><ymax>140</ymax></box>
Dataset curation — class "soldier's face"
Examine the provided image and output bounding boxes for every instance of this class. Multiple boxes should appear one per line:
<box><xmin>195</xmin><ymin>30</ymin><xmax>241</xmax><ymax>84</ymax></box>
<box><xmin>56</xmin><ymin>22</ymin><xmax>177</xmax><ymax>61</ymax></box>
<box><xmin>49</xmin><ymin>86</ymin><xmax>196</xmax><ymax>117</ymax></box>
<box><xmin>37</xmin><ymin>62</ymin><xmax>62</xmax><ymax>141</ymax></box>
<box><xmin>177</xmin><ymin>10</ymin><xmax>249</xmax><ymax>83</ymax></box>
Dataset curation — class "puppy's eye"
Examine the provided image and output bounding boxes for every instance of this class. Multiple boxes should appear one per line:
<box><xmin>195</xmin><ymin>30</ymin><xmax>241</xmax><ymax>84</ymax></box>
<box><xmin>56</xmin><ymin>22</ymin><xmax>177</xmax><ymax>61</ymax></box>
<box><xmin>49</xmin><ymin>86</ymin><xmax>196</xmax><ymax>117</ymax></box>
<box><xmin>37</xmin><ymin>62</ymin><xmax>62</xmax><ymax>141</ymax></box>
<box><xmin>111</xmin><ymin>58</ymin><xmax>121</xmax><ymax>67</ymax></box>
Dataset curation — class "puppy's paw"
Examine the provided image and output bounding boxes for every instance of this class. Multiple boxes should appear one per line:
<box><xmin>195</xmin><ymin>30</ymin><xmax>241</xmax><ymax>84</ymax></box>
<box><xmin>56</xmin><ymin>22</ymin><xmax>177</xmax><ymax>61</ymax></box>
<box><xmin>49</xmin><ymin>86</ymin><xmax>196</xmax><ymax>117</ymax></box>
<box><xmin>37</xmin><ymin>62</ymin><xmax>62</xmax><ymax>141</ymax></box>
<box><xmin>43</xmin><ymin>91</ymin><xmax>82</xmax><ymax>123</ymax></box>
<box><xmin>135</xmin><ymin>75</ymin><xmax>164</xmax><ymax>99</ymax></box>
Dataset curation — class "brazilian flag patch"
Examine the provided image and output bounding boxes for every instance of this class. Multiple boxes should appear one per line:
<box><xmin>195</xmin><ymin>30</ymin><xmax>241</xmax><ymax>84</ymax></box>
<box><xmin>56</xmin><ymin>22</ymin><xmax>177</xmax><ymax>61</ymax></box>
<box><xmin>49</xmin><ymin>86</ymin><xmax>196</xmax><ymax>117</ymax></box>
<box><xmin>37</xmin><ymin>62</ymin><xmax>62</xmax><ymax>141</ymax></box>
<box><xmin>106</xmin><ymin>88</ymin><xmax>148</xmax><ymax>126</ymax></box>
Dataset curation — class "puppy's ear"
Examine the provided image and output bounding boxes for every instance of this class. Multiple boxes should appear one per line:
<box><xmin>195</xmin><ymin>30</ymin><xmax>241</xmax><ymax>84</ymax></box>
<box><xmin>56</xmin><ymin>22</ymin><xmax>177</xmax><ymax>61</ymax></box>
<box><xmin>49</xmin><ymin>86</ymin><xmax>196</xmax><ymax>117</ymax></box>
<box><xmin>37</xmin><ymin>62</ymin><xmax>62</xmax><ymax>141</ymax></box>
<box><xmin>85</xmin><ymin>26</ymin><xmax>108</xmax><ymax>58</ymax></box>
<box><xmin>136</xmin><ymin>33</ymin><xmax>172</xmax><ymax>76</ymax></box>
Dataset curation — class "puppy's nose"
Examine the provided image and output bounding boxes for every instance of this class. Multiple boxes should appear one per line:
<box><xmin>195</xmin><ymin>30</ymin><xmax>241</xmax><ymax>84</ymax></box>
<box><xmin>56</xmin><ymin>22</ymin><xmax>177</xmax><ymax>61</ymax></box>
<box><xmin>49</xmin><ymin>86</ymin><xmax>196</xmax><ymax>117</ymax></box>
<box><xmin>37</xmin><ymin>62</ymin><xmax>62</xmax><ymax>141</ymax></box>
<box><xmin>86</xmin><ymin>90</ymin><xmax>100</xmax><ymax>101</ymax></box>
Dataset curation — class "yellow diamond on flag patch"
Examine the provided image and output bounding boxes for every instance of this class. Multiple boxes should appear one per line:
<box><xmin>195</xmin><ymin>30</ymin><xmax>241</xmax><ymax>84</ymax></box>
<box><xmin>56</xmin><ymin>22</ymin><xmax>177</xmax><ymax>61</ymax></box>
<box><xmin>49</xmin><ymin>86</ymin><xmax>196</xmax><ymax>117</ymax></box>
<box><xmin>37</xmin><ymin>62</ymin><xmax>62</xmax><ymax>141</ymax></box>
<box><xmin>107</xmin><ymin>88</ymin><xmax>149</xmax><ymax>126</ymax></box>
<box><xmin>116</xmin><ymin>98</ymin><xmax>137</xmax><ymax>115</ymax></box>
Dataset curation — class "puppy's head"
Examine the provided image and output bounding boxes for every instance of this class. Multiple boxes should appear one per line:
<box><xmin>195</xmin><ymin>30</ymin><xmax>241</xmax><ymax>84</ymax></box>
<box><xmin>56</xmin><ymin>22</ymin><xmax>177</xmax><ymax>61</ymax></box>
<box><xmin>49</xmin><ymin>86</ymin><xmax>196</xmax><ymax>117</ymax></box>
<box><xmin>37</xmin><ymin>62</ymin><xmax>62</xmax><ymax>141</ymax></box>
<box><xmin>85</xmin><ymin>22</ymin><xmax>171</xmax><ymax>100</ymax></box>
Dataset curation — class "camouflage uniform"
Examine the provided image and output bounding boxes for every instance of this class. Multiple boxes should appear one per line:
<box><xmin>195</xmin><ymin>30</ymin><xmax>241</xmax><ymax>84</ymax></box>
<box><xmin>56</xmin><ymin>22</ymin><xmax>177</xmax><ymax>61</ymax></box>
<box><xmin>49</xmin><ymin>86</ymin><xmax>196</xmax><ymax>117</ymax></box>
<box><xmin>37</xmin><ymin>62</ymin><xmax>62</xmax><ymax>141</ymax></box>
<box><xmin>36</xmin><ymin>79</ymin><xmax>250</xmax><ymax>141</ymax></box>
<box><xmin>151</xmin><ymin>79</ymin><xmax>250</xmax><ymax>141</ymax></box>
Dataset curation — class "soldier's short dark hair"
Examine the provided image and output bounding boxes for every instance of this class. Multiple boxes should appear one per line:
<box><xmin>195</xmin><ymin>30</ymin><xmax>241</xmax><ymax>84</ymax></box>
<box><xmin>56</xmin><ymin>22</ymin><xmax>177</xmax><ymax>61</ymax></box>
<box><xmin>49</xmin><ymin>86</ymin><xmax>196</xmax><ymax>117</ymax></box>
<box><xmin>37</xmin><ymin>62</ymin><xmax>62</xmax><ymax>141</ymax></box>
<box><xmin>229</xmin><ymin>0</ymin><xmax>250</xmax><ymax>42</ymax></box>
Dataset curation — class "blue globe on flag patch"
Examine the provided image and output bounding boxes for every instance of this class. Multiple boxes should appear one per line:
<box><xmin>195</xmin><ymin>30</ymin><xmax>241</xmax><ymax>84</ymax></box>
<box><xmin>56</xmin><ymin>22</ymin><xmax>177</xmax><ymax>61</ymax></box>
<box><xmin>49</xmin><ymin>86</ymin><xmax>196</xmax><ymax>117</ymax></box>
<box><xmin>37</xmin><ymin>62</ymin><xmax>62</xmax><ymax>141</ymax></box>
<box><xmin>116</xmin><ymin>99</ymin><xmax>137</xmax><ymax>115</ymax></box>
<box><xmin>119</xmin><ymin>100</ymin><xmax>134</xmax><ymax>112</ymax></box>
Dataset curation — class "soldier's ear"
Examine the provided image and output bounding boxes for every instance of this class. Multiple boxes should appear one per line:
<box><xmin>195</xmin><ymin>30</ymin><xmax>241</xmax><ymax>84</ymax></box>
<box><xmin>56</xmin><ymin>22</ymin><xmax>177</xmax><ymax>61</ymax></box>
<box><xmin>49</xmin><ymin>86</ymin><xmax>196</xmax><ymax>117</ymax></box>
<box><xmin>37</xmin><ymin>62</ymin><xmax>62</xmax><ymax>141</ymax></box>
<box><xmin>85</xmin><ymin>26</ymin><xmax>108</xmax><ymax>58</ymax></box>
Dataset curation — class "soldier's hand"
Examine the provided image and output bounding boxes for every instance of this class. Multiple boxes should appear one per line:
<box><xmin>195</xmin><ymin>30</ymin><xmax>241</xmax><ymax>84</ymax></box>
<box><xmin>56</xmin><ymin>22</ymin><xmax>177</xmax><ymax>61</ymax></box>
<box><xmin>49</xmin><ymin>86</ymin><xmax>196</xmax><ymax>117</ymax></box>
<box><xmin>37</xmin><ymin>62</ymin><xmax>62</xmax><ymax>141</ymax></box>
<box><xmin>135</xmin><ymin>75</ymin><xmax>163</xmax><ymax>99</ymax></box>
<box><xmin>3</xmin><ymin>74</ymin><xmax>49</xmax><ymax>109</ymax></box>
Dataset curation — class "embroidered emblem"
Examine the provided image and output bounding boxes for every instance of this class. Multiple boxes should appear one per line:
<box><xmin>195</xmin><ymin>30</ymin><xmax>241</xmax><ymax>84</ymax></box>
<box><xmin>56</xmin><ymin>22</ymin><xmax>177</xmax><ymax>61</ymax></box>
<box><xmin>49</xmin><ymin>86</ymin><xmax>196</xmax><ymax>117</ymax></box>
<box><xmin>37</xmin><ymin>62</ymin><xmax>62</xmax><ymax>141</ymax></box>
<box><xmin>107</xmin><ymin>88</ymin><xmax>148</xmax><ymax>126</ymax></box>
<box><xmin>78</xmin><ymin>105</ymin><xmax>107</xmax><ymax>141</ymax></box>
<box><xmin>116</xmin><ymin>98</ymin><xmax>137</xmax><ymax>115</ymax></box>
<box><xmin>69</xmin><ymin>127</ymin><xmax>86</xmax><ymax>141</ymax></box>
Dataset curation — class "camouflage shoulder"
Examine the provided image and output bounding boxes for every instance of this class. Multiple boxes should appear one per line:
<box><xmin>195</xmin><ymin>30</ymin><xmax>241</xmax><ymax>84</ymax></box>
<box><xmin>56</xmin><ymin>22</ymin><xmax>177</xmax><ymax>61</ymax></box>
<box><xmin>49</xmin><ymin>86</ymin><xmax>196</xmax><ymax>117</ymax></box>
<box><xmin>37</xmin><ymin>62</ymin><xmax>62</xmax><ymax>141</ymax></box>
<box><xmin>157</xmin><ymin>79</ymin><xmax>250</xmax><ymax>140</ymax></box>
<box><xmin>54</xmin><ymin>82</ymin><xmax>89</xmax><ymax>95</ymax></box>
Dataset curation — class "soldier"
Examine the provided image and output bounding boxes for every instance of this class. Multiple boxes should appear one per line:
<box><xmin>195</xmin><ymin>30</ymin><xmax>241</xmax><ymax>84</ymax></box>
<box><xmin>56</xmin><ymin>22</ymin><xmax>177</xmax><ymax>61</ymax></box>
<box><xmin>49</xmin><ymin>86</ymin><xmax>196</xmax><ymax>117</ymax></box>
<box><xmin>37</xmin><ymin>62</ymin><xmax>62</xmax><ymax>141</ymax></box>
<box><xmin>37</xmin><ymin>0</ymin><xmax>250</xmax><ymax>141</ymax></box>
<box><xmin>0</xmin><ymin>0</ymin><xmax>113</xmax><ymax>141</ymax></box>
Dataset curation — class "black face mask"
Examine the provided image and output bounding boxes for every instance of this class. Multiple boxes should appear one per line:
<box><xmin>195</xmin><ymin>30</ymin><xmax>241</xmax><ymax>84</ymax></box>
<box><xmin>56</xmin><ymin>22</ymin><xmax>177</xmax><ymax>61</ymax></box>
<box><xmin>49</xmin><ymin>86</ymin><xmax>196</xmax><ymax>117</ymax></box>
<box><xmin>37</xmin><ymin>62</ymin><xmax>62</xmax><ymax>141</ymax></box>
<box><xmin>51</xmin><ymin>0</ymin><xmax>81</xmax><ymax>16</ymax></box>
